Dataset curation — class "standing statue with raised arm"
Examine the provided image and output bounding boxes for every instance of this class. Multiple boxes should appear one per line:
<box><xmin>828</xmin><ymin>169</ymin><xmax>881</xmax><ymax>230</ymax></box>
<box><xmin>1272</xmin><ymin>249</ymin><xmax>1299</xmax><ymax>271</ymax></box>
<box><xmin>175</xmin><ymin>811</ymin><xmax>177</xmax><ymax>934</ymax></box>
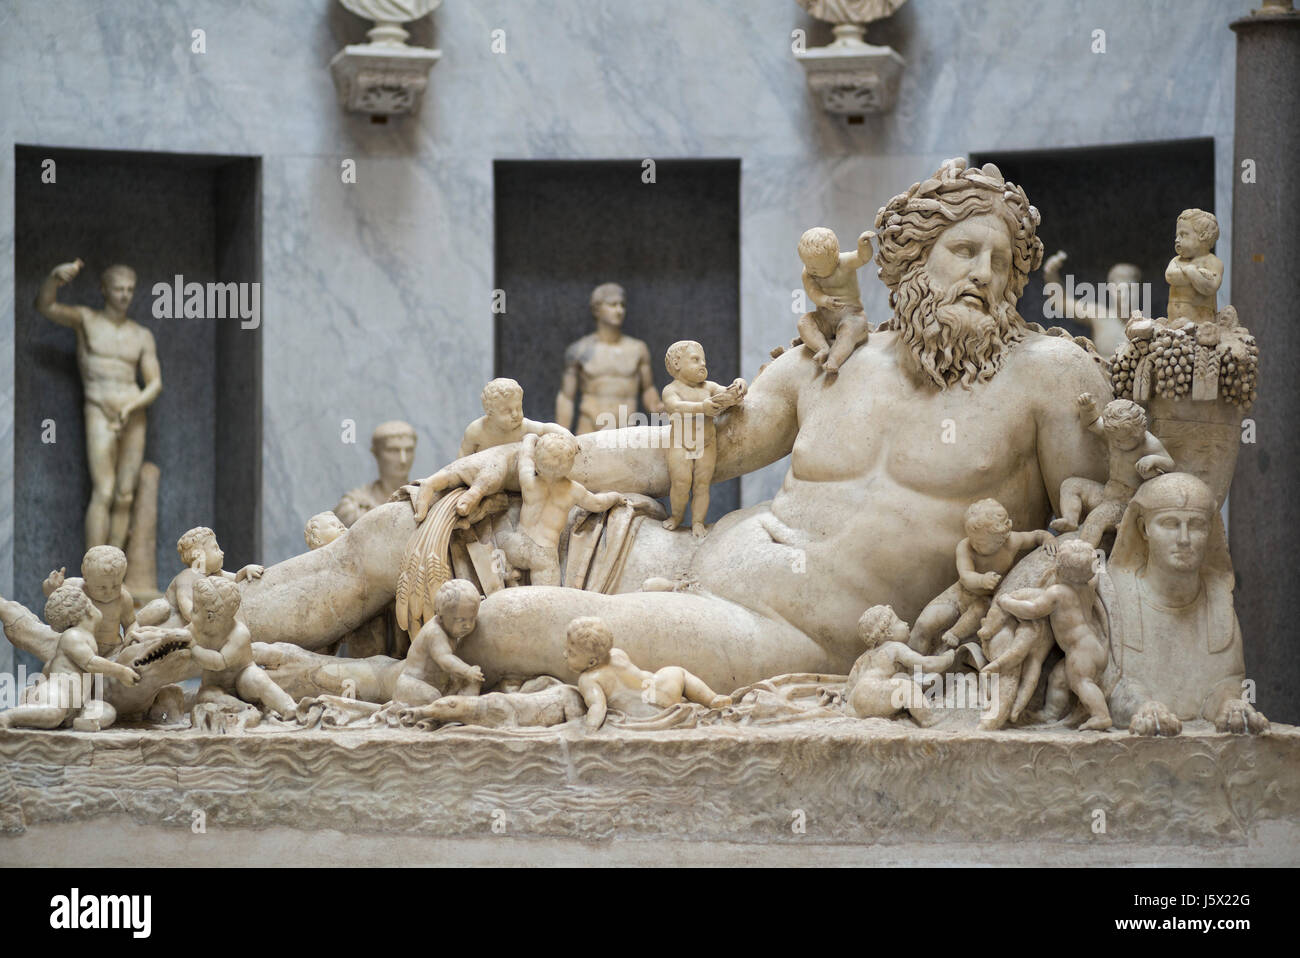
<box><xmin>36</xmin><ymin>259</ymin><xmax>162</xmax><ymax>551</ymax></box>
<box><xmin>1042</xmin><ymin>251</ymin><xmax>1142</xmax><ymax>358</ymax></box>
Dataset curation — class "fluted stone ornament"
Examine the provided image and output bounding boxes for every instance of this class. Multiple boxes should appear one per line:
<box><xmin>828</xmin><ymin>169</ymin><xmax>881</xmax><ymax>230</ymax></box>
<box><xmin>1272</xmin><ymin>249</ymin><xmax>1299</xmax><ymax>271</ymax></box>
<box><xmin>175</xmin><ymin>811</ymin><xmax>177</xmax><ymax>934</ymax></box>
<box><xmin>795</xmin><ymin>0</ymin><xmax>907</xmax><ymax>115</ymax></box>
<box><xmin>330</xmin><ymin>0</ymin><xmax>442</xmax><ymax>116</ymax></box>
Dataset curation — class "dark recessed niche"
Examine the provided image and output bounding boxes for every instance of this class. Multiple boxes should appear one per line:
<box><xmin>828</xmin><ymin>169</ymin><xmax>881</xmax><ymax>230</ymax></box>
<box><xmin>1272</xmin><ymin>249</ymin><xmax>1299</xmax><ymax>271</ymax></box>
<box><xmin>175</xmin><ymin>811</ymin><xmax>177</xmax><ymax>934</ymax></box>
<box><xmin>12</xmin><ymin>146</ymin><xmax>262</xmax><ymax>670</ymax></box>
<box><xmin>494</xmin><ymin>159</ymin><xmax>741</xmax><ymax>521</ymax></box>
<box><xmin>972</xmin><ymin>139</ymin><xmax>1215</xmax><ymax>338</ymax></box>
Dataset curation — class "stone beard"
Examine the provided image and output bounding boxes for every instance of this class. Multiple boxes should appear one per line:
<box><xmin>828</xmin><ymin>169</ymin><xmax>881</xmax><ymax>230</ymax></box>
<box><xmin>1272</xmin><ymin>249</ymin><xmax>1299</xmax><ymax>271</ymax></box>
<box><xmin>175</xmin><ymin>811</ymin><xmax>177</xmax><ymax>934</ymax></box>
<box><xmin>886</xmin><ymin>264</ymin><xmax>1028</xmax><ymax>389</ymax></box>
<box><xmin>871</xmin><ymin>159</ymin><xmax>1041</xmax><ymax>391</ymax></box>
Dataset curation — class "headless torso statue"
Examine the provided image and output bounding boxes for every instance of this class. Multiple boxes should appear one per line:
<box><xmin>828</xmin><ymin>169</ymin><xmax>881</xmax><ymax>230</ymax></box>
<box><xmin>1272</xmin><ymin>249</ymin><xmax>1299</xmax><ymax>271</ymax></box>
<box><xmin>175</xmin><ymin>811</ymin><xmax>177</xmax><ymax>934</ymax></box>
<box><xmin>36</xmin><ymin>260</ymin><xmax>162</xmax><ymax>551</ymax></box>
<box><xmin>556</xmin><ymin>283</ymin><xmax>663</xmax><ymax>434</ymax></box>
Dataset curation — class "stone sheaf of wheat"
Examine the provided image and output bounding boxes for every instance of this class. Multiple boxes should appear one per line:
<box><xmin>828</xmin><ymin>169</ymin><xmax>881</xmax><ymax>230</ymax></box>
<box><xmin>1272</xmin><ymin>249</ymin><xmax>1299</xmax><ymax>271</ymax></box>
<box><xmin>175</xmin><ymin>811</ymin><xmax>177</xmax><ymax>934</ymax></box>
<box><xmin>396</xmin><ymin>487</ymin><xmax>469</xmax><ymax>637</ymax></box>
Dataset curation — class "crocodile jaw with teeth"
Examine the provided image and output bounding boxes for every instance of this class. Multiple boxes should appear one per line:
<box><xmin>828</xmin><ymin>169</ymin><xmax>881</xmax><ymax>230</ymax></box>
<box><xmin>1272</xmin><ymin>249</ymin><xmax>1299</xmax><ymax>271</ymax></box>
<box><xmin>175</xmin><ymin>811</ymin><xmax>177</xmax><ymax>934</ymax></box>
<box><xmin>108</xmin><ymin>633</ymin><xmax>201</xmax><ymax>718</ymax></box>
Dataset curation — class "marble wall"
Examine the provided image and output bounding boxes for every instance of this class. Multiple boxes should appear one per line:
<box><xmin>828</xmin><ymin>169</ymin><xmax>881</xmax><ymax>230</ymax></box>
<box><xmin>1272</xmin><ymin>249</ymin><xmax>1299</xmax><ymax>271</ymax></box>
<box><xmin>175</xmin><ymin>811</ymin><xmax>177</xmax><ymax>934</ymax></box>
<box><xmin>0</xmin><ymin>0</ymin><xmax>1240</xmax><ymax>677</ymax></box>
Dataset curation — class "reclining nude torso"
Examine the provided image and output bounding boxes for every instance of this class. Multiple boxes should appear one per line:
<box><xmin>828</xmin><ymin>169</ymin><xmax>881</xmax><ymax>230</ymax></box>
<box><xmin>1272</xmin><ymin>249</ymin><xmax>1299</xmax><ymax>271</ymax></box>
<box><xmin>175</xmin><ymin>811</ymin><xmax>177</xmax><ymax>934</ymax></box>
<box><xmin>239</xmin><ymin>325</ymin><xmax>1108</xmax><ymax>691</ymax></box>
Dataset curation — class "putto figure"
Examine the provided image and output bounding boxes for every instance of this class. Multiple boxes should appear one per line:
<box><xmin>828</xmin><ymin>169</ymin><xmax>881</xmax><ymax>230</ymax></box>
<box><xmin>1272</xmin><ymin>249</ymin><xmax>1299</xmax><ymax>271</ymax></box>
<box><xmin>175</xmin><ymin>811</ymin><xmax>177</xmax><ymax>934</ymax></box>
<box><xmin>396</xmin><ymin>579</ymin><xmax>484</xmax><ymax>704</ymax></box>
<box><xmin>1165</xmin><ymin>208</ymin><xmax>1222</xmax><ymax>326</ymax></box>
<box><xmin>0</xmin><ymin>584</ymin><xmax>139</xmax><ymax>732</ymax></box>
<box><xmin>555</xmin><ymin>283</ymin><xmax>663</xmax><ymax>435</ymax></box>
<box><xmin>335</xmin><ymin>420</ymin><xmax>418</xmax><ymax>527</ymax></box>
<box><xmin>564</xmin><ymin>616</ymin><xmax>730</xmax><ymax>730</ymax></box>
<box><xmin>147</xmin><ymin>526</ymin><xmax>263</xmax><ymax>629</ymax></box>
<box><xmin>660</xmin><ymin>340</ymin><xmax>746</xmax><ymax>536</ymax></box>
<box><xmin>498</xmin><ymin>432</ymin><xmax>626</xmax><ymax>586</ymax></box>
<box><xmin>1049</xmin><ymin>393</ymin><xmax>1174</xmax><ymax>547</ymax></box>
<box><xmin>911</xmin><ymin>499</ymin><xmax>1054</xmax><ymax>653</ymax></box>
<box><xmin>796</xmin><ymin>227</ymin><xmax>872</xmax><ymax>374</ymax></box>
<box><xmin>843</xmin><ymin>605</ymin><xmax>953</xmax><ymax>726</ymax></box>
<box><xmin>137</xmin><ymin>576</ymin><xmax>298</xmax><ymax>722</ymax></box>
<box><xmin>994</xmin><ymin>539</ymin><xmax>1112</xmax><ymax>731</ymax></box>
<box><xmin>459</xmin><ymin>378</ymin><xmax>566</xmax><ymax>457</ymax></box>
<box><xmin>40</xmin><ymin>546</ymin><xmax>136</xmax><ymax>657</ymax></box>
<box><xmin>36</xmin><ymin>259</ymin><xmax>162</xmax><ymax>551</ymax></box>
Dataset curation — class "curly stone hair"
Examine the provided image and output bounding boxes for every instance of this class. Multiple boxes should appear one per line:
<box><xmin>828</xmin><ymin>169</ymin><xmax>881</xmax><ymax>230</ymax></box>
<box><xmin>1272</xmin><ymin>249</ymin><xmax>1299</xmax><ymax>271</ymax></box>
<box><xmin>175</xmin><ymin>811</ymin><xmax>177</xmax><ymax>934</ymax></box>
<box><xmin>664</xmin><ymin>340</ymin><xmax>701</xmax><ymax>376</ymax></box>
<box><xmin>1054</xmin><ymin>538</ymin><xmax>1097</xmax><ymax>583</ymax></box>
<box><xmin>534</xmin><ymin>431</ymin><xmax>579</xmax><ymax>471</ymax></box>
<box><xmin>434</xmin><ymin>578</ymin><xmax>481</xmax><ymax>615</ymax></box>
<box><xmin>857</xmin><ymin>604</ymin><xmax>904</xmax><ymax>649</ymax></box>
<box><xmin>192</xmin><ymin>575</ymin><xmax>241</xmax><ymax>618</ymax></box>
<box><xmin>964</xmin><ymin>498</ymin><xmax>1013</xmax><ymax>538</ymax></box>
<box><xmin>565</xmin><ymin>616</ymin><xmax>613</xmax><ymax>668</ymax></box>
<box><xmin>872</xmin><ymin>157</ymin><xmax>1043</xmax><ymax>323</ymax></box>
<box><xmin>82</xmin><ymin>545</ymin><xmax>127</xmax><ymax>581</ymax></box>
<box><xmin>1100</xmin><ymin>398</ymin><xmax>1147</xmax><ymax>435</ymax></box>
<box><xmin>797</xmin><ymin>227</ymin><xmax>840</xmax><ymax>266</ymax></box>
<box><xmin>1177</xmin><ymin>208</ymin><xmax>1219</xmax><ymax>249</ymax></box>
<box><xmin>45</xmin><ymin>583</ymin><xmax>96</xmax><ymax>633</ymax></box>
<box><xmin>481</xmin><ymin>377</ymin><xmax>524</xmax><ymax>412</ymax></box>
<box><xmin>177</xmin><ymin>527</ymin><xmax>216</xmax><ymax>564</ymax></box>
<box><xmin>304</xmin><ymin>511</ymin><xmax>346</xmax><ymax>550</ymax></box>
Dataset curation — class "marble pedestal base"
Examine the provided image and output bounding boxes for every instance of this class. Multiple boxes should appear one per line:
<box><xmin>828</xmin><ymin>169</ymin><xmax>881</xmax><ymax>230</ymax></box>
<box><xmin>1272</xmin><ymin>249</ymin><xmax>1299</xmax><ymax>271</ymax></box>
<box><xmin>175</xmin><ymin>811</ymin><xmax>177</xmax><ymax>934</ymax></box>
<box><xmin>2</xmin><ymin>722</ymin><xmax>1298</xmax><ymax>866</ymax></box>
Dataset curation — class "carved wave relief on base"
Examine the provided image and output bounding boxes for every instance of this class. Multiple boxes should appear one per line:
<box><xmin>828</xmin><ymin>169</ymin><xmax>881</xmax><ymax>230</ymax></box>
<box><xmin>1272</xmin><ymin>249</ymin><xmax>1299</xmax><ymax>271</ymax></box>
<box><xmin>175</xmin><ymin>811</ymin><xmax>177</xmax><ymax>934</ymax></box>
<box><xmin>1</xmin><ymin>723</ymin><xmax>1296</xmax><ymax>845</ymax></box>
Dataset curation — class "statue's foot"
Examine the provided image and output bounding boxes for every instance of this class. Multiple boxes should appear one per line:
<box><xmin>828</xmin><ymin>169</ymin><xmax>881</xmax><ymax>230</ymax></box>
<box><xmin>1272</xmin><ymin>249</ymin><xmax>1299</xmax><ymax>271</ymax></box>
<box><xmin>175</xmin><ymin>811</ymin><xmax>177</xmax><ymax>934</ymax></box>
<box><xmin>662</xmin><ymin>517</ymin><xmax>681</xmax><ymax>531</ymax></box>
<box><xmin>691</xmin><ymin>523</ymin><xmax>707</xmax><ymax>539</ymax></box>
<box><xmin>1129</xmin><ymin>700</ymin><xmax>1182</xmax><ymax>737</ymax></box>
<box><xmin>1048</xmin><ymin>517</ymin><xmax>1077</xmax><ymax>533</ymax></box>
<box><xmin>1080</xmin><ymin>715</ymin><xmax>1113</xmax><ymax>732</ymax></box>
<box><xmin>1215</xmin><ymin>699</ymin><xmax>1269</xmax><ymax>735</ymax></box>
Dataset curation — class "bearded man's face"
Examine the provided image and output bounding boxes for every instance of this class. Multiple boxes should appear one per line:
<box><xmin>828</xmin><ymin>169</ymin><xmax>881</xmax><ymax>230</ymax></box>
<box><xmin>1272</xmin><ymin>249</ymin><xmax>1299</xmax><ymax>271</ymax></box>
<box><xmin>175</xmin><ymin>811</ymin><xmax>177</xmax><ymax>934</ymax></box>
<box><xmin>923</xmin><ymin>213</ymin><xmax>1013</xmax><ymax>318</ymax></box>
<box><xmin>894</xmin><ymin>212</ymin><xmax>1024</xmax><ymax>388</ymax></box>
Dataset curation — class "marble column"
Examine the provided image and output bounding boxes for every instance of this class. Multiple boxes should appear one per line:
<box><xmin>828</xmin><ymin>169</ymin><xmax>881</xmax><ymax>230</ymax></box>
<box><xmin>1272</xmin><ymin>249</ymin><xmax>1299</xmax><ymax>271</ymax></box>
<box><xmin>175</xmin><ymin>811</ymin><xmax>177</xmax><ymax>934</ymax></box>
<box><xmin>1228</xmin><ymin>1</ymin><xmax>1300</xmax><ymax>724</ymax></box>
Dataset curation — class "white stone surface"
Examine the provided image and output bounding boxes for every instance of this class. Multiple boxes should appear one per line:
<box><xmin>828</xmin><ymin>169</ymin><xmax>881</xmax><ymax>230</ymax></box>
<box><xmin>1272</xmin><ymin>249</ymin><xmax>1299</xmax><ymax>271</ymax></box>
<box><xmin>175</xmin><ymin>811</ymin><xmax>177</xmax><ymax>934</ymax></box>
<box><xmin>3</xmin><ymin>721</ymin><xmax>1297</xmax><ymax>866</ymax></box>
<box><xmin>0</xmin><ymin>1</ymin><xmax>1240</xmax><ymax>684</ymax></box>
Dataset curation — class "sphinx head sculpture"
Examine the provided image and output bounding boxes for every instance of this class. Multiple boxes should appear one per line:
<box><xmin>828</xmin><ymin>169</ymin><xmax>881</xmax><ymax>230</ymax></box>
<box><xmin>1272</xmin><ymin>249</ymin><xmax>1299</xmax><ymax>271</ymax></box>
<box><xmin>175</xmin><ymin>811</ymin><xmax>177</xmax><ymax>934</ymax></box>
<box><xmin>1103</xmin><ymin>473</ymin><xmax>1267</xmax><ymax>735</ymax></box>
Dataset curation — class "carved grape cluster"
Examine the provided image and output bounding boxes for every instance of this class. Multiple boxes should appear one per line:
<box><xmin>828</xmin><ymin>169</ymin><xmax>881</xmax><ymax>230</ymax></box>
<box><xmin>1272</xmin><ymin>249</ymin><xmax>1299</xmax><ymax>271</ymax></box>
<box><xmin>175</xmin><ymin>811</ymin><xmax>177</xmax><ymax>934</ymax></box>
<box><xmin>1220</xmin><ymin>336</ymin><xmax>1259</xmax><ymax>409</ymax></box>
<box><xmin>1108</xmin><ymin>337</ymin><xmax>1149</xmax><ymax>400</ymax></box>
<box><xmin>1148</xmin><ymin>328</ymin><xmax>1196</xmax><ymax>400</ymax></box>
<box><xmin>1110</xmin><ymin>327</ymin><xmax>1260</xmax><ymax>410</ymax></box>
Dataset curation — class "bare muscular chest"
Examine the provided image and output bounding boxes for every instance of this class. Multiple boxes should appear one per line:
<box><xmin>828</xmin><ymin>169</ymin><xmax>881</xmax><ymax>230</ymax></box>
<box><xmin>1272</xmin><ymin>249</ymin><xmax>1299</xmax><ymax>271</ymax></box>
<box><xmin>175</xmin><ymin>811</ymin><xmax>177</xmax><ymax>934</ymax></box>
<box><xmin>80</xmin><ymin>315</ymin><xmax>143</xmax><ymax>364</ymax></box>
<box><xmin>576</xmin><ymin>341</ymin><xmax>641</xmax><ymax>381</ymax></box>
<box><xmin>790</xmin><ymin>345</ymin><xmax>1040</xmax><ymax>500</ymax></box>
